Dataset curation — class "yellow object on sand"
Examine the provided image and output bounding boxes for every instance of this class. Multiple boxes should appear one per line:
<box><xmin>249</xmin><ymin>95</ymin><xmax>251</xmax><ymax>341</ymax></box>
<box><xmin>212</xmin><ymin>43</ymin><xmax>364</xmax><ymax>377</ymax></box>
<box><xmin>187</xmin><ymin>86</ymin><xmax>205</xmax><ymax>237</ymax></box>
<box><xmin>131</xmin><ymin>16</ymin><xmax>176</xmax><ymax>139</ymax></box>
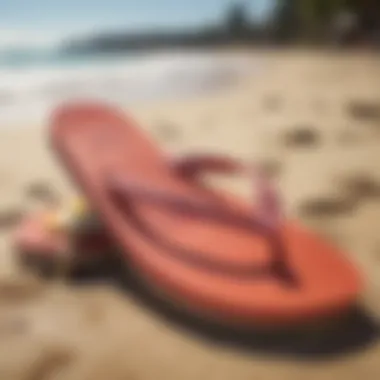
<box><xmin>44</xmin><ymin>198</ymin><xmax>90</xmax><ymax>232</ymax></box>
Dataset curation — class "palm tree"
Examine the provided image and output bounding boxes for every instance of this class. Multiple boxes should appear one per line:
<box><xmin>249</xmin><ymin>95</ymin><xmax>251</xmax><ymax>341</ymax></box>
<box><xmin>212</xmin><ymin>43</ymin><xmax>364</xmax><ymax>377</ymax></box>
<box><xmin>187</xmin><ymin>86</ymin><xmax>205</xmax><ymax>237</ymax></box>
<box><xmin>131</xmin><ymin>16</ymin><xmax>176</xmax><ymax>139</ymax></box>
<box><xmin>225</xmin><ymin>1</ymin><xmax>250</xmax><ymax>40</ymax></box>
<box><xmin>273</xmin><ymin>0</ymin><xmax>355</xmax><ymax>42</ymax></box>
<box><xmin>272</xmin><ymin>0</ymin><xmax>299</xmax><ymax>42</ymax></box>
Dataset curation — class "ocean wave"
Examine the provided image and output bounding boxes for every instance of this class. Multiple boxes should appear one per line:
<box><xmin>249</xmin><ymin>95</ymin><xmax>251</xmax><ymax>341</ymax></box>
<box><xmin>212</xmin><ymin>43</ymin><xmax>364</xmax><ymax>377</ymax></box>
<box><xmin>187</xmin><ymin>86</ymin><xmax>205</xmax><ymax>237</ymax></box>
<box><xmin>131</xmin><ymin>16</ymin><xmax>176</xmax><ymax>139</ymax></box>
<box><xmin>0</xmin><ymin>51</ymin><xmax>253</xmax><ymax>127</ymax></box>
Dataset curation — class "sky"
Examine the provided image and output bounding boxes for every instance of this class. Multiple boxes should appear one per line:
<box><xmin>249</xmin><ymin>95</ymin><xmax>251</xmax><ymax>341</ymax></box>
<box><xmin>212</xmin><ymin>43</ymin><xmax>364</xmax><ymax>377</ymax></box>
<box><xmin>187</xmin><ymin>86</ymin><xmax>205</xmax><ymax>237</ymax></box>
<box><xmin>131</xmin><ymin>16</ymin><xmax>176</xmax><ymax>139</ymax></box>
<box><xmin>0</xmin><ymin>0</ymin><xmax>276</xmax><ymax>48</ymax></box>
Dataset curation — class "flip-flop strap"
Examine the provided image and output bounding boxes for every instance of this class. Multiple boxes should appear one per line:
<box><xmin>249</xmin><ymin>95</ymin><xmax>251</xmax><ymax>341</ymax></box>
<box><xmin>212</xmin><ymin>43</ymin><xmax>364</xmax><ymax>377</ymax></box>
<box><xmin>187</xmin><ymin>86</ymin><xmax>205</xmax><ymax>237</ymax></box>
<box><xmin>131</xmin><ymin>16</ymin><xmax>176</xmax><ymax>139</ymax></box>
<box><xmin>107</xmin><ymin>155</ymin><xmax>296</xmax><ymax>285</ymax></box>
<box><xmin>169</xmin><ymin>153</ymin><xmax>282</xmax><ymax>231</ymax></box>
<box><xmin>109</xmin><ymin>177</ymin><xmax>270</xmax><ymax>235</ymax></box>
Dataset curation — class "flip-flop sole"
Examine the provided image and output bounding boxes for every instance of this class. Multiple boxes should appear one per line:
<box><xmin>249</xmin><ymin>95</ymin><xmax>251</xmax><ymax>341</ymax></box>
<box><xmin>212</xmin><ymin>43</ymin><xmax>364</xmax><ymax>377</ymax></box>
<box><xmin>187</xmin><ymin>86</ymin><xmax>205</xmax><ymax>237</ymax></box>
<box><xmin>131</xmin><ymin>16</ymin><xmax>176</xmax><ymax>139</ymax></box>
<box><xmin>50</xmin><ymin>102</ymin><xmax>362</xmax><ymax>327</ymax></box>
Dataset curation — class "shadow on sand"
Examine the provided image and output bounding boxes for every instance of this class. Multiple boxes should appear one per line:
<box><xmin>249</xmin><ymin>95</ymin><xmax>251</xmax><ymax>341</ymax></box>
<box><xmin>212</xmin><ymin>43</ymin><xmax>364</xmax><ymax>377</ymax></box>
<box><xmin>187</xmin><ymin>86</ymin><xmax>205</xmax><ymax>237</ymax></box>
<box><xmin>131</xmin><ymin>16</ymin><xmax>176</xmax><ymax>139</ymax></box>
<box><xmin>71</xmin><ymin>262</ymin><xmax>379</xmax><ymax>361</ymax></box>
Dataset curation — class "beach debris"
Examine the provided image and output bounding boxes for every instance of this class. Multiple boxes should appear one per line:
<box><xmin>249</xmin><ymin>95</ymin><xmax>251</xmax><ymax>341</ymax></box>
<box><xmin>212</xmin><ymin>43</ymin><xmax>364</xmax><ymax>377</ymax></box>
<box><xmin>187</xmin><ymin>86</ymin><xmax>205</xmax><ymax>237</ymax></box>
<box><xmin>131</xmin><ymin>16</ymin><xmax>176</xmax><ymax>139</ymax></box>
<box><xmin>298</xmin><ymin>195</ymin><xmax>356</xmax><ymax>218</ymax></box>
<box><xmin>347</xmin><ymin>100</ymin><xmax>380</xmax><ymax>121</ymax></box>
<box><xmin>0</xmin><ymin>206</ymin><xmax>24</xmax><ymax>228</ymax></box>
<box><xmin>45</xmin><ymin>197</ymin><xmax>102</xmax><ymax>234</ymax></box>
<box><xmin>282</xmin><ymin>126</ymin><xmax>320</xmax><ymax>148</ymax></box>
<box><xmin>25</xmin><ymin>181</ymin><xmax>60</xmax><ymax>205</ymax></box>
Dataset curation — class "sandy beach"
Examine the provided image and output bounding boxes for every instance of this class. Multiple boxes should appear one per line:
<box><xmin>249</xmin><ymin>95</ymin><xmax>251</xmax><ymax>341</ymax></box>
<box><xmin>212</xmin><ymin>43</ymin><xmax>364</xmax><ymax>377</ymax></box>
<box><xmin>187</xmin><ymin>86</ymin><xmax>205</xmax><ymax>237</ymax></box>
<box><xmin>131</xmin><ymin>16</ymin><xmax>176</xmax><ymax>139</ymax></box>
<box><xmin>0</xmin><ymin>49</ymin><xmax>380</xmax><ymax>379</ymax></box>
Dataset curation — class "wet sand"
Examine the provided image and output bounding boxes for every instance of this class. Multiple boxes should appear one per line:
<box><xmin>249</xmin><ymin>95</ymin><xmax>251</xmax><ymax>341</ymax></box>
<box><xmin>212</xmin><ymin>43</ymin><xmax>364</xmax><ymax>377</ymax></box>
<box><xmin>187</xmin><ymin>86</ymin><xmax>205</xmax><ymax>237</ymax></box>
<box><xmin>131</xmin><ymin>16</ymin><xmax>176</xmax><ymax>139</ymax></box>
<box><xmin>0</xmin><ymin>49</ymin><xmax>380</xmax><ymax>379</ymax></box>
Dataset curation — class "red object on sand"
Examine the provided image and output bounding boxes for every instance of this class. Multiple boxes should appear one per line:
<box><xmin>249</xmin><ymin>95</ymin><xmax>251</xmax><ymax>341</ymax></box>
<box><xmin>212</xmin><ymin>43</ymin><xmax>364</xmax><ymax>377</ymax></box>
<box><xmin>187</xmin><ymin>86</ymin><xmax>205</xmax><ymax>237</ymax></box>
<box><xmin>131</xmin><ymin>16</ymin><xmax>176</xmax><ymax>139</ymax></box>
<box><xmin>14</xmin><ymin>211</ymin><xmax>114</xmax><ymax>270</ymax></box>
<box><xmin>14</xmin><ymin>212</ymin><xmax>67</xmax><ymax>258</ymax></box>
<box><xmin>50</xmin><ymin>101</ymin><xmax>362</xmax><ymax>327</ymax></box>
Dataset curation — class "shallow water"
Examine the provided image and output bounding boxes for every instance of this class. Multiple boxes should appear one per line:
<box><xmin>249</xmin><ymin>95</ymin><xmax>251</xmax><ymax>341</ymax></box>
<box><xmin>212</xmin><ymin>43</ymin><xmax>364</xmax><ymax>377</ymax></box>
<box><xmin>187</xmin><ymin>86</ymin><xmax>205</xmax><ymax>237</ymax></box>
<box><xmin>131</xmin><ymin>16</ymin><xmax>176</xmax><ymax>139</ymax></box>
<box><xmin>0</xmin><ymin>50</ymin><xmax>253</xmax><ymax>127</ymax></box>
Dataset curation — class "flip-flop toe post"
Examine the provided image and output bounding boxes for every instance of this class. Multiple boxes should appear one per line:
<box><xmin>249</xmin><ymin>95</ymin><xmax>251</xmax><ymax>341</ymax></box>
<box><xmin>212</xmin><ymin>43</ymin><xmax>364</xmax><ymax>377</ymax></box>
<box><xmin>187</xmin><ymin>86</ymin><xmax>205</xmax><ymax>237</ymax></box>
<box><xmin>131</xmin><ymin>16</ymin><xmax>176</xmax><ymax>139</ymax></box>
<box><xmin>50</xmin><ymin>102</ymin><xmax>362</xmax><ymax>328</ymax></box>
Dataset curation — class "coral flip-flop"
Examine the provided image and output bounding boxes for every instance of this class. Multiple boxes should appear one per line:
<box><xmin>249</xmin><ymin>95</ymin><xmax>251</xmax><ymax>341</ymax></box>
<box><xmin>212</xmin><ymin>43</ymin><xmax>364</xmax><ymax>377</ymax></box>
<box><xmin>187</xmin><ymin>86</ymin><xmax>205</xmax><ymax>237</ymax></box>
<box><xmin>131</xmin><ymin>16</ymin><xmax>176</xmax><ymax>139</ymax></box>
<box><xmin>50</xmin><ymin>102</ymin><xmax>362</xmax><ymax>328</ymax></box>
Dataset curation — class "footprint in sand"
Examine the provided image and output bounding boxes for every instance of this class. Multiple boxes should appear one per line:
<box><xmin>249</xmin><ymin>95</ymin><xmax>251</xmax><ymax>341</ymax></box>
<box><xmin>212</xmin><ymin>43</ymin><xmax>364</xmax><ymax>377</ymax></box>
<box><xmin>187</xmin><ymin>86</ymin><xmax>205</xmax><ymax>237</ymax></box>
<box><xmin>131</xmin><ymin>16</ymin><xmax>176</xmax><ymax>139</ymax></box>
<box><xmin>0</xmin><ymin>206</ymin><xmax>24</xmax><ymax>229</ymax></box>
<box><xmin>347</xmin><ymin>100</ymin><xmax>380</xmax><ymax>122</ymax></box>
<box><xmin>0</xmin><ymin>277</ymin><xmax>45</xmax><ymax>305</ymax></box>
<box><xmin>25</xmin><ymin>181</ymin><xmax>60</xmax><ymax>205</ymax></box>
<box><xmin>298</xmin><ymin>195</ymin><xmax>356</xmax><ymax>218</ymax></box>
<box><xmin>26</xmin><ymin>345</ymin><xmax>74</xmax><ymax>380</ymax></box>
<box><xmin>339</xmin><ymin>173</ymin><xmax>380</xmax><ymax>201</ymax></box>
<box><xmin>282</xmin><ymin>125</ymin><xmax>321</xmax><ymax>148</ymax></box>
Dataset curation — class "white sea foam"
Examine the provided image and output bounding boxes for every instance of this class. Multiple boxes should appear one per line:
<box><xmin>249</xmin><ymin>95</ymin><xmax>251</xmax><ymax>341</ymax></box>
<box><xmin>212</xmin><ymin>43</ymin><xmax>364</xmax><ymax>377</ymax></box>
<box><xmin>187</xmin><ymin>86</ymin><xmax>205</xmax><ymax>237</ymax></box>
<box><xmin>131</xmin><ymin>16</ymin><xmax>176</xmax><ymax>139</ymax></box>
<box><xmin>0</xmin><ymin>50</ymin><xmax>254</xmax><ymax>128</ymax></box>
